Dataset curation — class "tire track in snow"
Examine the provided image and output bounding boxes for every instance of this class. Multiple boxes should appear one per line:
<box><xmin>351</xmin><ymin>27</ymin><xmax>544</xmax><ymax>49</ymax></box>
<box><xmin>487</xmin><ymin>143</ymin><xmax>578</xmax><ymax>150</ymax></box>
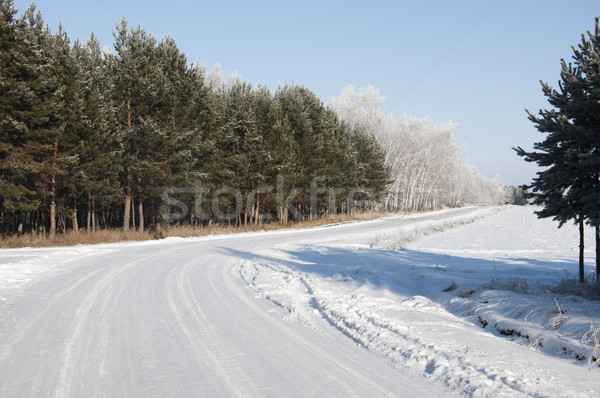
<box><xmin>164</xmin><ymin>259</ymin><xmax>258</xmax><ymax>397</ymax></box>
<box><xmin>228</xmin><ymin>260</ymin><xmax>400</xmax><ymax>397</ymax></box>
<box><xmin>53</xmin><ymin>253</ymin><xmax>156</xmax><ymax>397</ymax></box>
<box><xmin>0</xmin><ymin>268</ymin><xmax>108</xmax><ymax>398</ymax></box>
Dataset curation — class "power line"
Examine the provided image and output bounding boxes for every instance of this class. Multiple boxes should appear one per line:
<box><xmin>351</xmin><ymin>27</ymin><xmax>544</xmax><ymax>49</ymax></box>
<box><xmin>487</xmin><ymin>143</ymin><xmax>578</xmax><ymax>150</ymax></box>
<box><xmin>384</xmin><ymin>0</ymin><xmax>501</xmax><ymax>115</ymax></box>
<box><xmin>99</xmin><ymin>0</ymin><xmax>121</xmax><ymax>20</ymax></box>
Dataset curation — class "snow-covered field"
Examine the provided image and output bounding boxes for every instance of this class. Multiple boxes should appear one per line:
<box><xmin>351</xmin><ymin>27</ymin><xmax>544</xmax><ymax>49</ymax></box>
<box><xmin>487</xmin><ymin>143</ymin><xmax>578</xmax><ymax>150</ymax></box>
<box><xmin>0</xmin><ymin>206</ymin><xmax>598</xmax><ymax>397</ymax></box>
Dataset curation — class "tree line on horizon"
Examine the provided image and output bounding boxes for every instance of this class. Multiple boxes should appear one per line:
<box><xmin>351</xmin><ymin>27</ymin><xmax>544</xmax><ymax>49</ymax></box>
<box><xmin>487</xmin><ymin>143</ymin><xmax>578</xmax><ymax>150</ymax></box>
<box><xmin>0</xmin><ymin>1</ymin><xmax>502</xmax><ymax>236</ymax></box>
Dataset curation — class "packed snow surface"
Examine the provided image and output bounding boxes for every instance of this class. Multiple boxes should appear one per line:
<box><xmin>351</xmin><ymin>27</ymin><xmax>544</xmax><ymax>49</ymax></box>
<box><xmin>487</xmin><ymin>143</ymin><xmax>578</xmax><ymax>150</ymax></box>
<box><xmin>0</xmin><ymin>206</ymin><xmax>598</xmax><ymax>397</ymax></box>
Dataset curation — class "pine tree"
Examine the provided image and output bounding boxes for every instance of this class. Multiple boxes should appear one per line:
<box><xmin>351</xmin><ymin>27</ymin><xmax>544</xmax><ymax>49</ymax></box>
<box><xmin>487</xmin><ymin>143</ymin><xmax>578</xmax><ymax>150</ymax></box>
<box><xmin>515</xmin><ymin>18</ymin><xmax>600</xmax><ymax>283</ymax></box>
<box><xmin>110</xmin><ymin>19</ymin><xmax>160</xmax><ymax>232</ymax></box>
<box><xmin>248</xmin><ymin>85</ymin><xmax>281</xmax><ymax>224</ymax></box>
<box><xmin>13</xmin><ymin>5</ymin><xmax>62</xmax><ymax>235</ymax></box>
<box><xmin>46</xmin><ymin>25</ymin><xmax>82</xmax><ymax>234</ymax></box>
<box><xmin>0</xmin><ymin>0</ymin><xmax>38</xmax><ymax>233</ymax></box>
<box><xmin>348</xmin><ymin>125</ymin><xmax>390</xmax><ymax>200</ymax></box>
<box><xmin>571</xmin><ymin>19</ymin><xmax>600</xmax><ymax>283</ymax></box>
<box><xmin>72</xmin><ymin>35</ymin><xmax>121</xmax><ymax>232</ymax></box>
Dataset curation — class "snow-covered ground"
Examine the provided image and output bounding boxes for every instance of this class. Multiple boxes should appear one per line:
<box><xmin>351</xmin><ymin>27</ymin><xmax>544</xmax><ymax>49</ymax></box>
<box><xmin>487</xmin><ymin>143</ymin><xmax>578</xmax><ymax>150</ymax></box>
<box><xmin>0</xmin><ymin>206</ymin><xmax>598</xmax><ymax>397</ymax></box>
<box><xmin>408</xmin><ymin>206</ymin><xmax>600</xmax><ymax>363</ymax></box>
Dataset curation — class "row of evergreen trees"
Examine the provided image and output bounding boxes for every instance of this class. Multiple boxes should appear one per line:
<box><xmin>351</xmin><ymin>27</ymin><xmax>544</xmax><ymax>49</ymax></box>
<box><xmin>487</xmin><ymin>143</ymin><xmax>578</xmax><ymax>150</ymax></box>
<box><xmin>0</xmin><ymin>1</ymin><xmax>389</xmax><ymax>235</ymax></box>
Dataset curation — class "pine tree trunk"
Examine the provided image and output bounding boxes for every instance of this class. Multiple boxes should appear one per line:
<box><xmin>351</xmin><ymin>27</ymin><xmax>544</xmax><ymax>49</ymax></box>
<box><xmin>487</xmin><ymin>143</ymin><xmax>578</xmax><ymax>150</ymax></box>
<box><xmin>138</xmin><ymin>200</ymin><xmax>144</xmax><ymax>233</ymax></box>
<box><xmin>72</xmin><ymin>210</ymin><xmax>78</xmax><ymax>233</ymax></box>
<box><xmin>123</xmin><ymin>85</ymin><xmax>133</xmax><ymax>232</ymax></box>
<box><xmin>49</xmin><ymin>139</ymin><xmax>58</xmax><ymax>237</ymax></box>
<box><xmin>123</xmin><ymin>195</ymin><xmax>131</xmax><ymax>232</ymax></box>
<box><xmin>579</xmin><ymin>218</ymin><xmax>585</xmax><ymax>283</ymax></box>
<box><xmin>91</xmin><ymin>196</ymin><xmax>96</xmax><ymax>232</ymax></box>
<box><xmin>58</xmin><ymin>215</ymin><xmax>66</xmax><ymax>233</ymax></box>
<box><xmin>123</xmin><ymin>170</ymin><xmax>132</xmax><ymax>232</ymax></box>
<box><xmin>72</xmin><ymin>192</ymin><xmax>78</xmax><ymax>233</ymax></box>
<box><xmin>87</xmin><ymin>193</ymin><xmax>91</xmax><ymax>234</ymax></box>
<box><xmin>17</xmin><ymin>211</ymin><xmax>23</xmax><ymax>234</ymax></box>
<box><xmin>256</xmin><ymin>194</ymin><xmax>261</xmax><ymax>225</ymax></box>
<box><xmin>49</xmin><ymin>175</ymin><xmax>56</xmax><ymax>237</ymax></box>
<box><xmin>131</xmin><ymin>197</ymin><xmax>136</xmax><ymax>231</ymax></box>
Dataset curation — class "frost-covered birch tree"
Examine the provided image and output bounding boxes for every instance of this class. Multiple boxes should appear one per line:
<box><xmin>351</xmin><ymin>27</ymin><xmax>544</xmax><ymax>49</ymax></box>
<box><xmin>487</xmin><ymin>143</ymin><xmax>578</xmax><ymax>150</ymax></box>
<box><xmin>331</xmin><ymin>85</ymin><xmax>504</xmax><ymax>211</ymax></box>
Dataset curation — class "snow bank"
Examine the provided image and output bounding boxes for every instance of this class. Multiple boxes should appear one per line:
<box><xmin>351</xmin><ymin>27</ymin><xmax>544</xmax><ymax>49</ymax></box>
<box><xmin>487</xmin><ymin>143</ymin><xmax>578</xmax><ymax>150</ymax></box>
<box><xmin>409</xmin><ymin>206</ymin><xmax>600</xmax><ymax>364</ymax></box>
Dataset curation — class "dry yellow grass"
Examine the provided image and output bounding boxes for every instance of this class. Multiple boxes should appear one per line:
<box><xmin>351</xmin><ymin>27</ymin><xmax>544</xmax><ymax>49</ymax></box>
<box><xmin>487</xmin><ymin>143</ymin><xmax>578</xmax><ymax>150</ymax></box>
<box><xmin>0</xmin><ymin>229</ymin><xmax>156</xmax><ymax>248</ymax></box>
<box><xmin>0</xmin><ymin>212</ymin><xmax>390</xmax><ymax>249</ymax></box>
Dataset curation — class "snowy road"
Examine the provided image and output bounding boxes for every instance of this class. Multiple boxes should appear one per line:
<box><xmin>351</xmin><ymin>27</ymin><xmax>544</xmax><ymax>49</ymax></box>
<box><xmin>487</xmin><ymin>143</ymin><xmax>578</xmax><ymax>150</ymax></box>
<box><xmin>0</xmin><ymin>208</ymin><xmax>479</xmax><ymax>398</ymax></box>
<box><xmin>0</xmin><ymin>207</ymin><xmax>597</xmax><ymax>397</ymax></box>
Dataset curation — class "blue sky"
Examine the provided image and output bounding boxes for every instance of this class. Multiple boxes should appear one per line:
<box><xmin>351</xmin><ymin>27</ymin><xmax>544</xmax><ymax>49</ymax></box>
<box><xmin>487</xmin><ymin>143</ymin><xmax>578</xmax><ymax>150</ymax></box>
<box><xmin>12</xmin><ymin>0</ymin><xmax>600</xmax><ymax>185</ymax></box>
